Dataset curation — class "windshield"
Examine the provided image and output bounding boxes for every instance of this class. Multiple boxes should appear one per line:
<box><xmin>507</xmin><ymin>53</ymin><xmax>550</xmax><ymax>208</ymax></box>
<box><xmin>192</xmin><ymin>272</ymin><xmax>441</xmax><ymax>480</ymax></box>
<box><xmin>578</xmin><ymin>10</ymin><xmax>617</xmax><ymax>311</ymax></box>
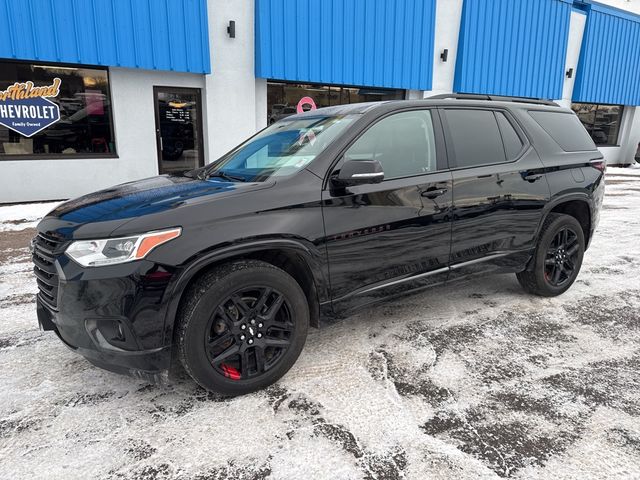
<box><xmin>200</xmin><ymin>114</ymin><xmax>358</xmax><ymax>182</ymax></box>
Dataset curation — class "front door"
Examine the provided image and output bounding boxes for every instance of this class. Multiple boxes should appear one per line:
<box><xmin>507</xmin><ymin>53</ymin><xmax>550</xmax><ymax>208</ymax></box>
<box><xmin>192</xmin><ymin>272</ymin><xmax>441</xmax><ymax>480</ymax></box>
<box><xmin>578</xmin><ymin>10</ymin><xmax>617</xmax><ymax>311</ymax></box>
<box><xmin>154</xmin><ymin>87</ymin><xmax>204</xmax><ymax>175</ymax></box>
<box><xmin>321</xmin><ymin>108</ymin><xmax>453</xmax><ymax>313</ymax></box>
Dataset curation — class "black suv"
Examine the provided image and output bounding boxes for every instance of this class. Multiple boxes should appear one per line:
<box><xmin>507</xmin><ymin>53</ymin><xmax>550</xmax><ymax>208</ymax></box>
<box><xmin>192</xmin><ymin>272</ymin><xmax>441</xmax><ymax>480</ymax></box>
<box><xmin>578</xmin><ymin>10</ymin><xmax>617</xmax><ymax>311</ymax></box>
<box><xmin>33</xmin><ymin>96</ymin><xmax>605</xmax><ymax>395</ymax></box>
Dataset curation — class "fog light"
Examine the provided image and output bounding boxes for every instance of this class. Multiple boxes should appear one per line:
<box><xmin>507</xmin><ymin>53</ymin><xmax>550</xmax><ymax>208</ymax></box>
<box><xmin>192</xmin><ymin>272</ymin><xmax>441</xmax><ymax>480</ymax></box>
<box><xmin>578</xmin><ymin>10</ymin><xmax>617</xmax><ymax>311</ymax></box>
<box><xmin>85</xmin><ymin>318</ymin><xmax>139</xmax><ymax>351</ymax></box>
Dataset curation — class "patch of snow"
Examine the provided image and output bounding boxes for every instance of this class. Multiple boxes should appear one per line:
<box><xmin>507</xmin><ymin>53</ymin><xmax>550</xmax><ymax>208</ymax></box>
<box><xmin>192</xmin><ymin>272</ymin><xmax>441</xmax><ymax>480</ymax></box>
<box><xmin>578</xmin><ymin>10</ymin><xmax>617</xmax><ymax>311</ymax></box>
<box><xmin>1</xmin><ymin>171</ymin><xmax>639</xmax><ymax>479</ymax></box>
<box><xmin>0</xmin><ymin>201</ymin><xmax>62</xmax><ymax>231</ymax></box>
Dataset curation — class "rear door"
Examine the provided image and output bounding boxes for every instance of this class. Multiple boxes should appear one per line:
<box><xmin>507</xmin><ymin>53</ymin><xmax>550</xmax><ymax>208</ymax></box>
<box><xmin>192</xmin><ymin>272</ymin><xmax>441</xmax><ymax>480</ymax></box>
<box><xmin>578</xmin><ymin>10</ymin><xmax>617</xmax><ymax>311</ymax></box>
<box><xmin>321</xmin><ymin>108</ymin><xmax>453</xmax><ymax>312</ymax></box>
<box><xmin>441</xmin><ymin>107</ymin><xmax>550</xmax><ymax>278</ymax></box>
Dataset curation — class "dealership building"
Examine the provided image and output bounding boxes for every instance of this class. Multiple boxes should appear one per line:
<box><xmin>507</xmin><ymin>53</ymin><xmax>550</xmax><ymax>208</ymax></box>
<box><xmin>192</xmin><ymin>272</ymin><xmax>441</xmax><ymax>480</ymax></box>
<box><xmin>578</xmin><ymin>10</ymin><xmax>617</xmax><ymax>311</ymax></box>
<box><xmin>1</xmin><ymin>0</ymin><xmax>640</xmax><ymax>203</ymax></box>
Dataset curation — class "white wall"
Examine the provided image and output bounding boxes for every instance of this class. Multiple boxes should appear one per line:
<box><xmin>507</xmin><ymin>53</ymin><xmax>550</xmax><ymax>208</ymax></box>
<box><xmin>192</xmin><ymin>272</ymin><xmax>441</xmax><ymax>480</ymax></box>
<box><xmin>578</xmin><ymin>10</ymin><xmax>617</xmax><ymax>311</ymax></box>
<box><xmin>558</xmin><ymin>10</ymin><xmax>587</xmax><ymax>108</ymax></box>
<box><xmin>423</xmin><ymin>0</ymin><xmax>464</xmax><ymax>98</ymax></box>
<box><xmin>0</xmin><ymin>68</ymin><xmax>204</xmax><ymax>203</ymax></box>
<box><xmin>204</xmin><ymin>0</ymin><xmax>264</xmax><ymax>163</ymax></box>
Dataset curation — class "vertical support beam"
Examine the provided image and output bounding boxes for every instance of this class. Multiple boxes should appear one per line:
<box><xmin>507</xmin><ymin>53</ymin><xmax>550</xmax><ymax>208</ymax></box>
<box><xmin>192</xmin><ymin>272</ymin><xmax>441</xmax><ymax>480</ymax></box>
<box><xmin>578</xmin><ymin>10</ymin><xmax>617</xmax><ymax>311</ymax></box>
<box><xmin>559</xmin><ymin>10</ymin><xmax>587</xmax><ymax>108</ymax></box>
<box><xmin>423</xmin><ymin>0</ymin><xmax>464</xmax><ymax>98</ymax></box>
<box><xmin>203</xmin><ymin>0</ymin><xmax>263</xmax><ymax>162</ymax></box>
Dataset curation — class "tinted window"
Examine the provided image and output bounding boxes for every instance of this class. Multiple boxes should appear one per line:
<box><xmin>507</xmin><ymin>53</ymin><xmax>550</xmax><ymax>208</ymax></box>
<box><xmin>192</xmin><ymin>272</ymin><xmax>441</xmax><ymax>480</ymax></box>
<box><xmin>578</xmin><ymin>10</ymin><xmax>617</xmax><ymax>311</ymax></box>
<box><xmin>529</xmin><ymin>110</ymin><xmax>597</xmax><ymax>152</ymax></box>
<box><xmin>496</xmin><ymin>112</ymin><xmax>524</xmax><ymax>160</ymax></box>
<box><xmin>344</xmin><ymin>110</ymin><xmax>437</xmax><ymax>179</ymax></box>
<box><xmin>445</xmin><ymin>109</ymin><xmax>506</xmax><ymax>168</ymax></box>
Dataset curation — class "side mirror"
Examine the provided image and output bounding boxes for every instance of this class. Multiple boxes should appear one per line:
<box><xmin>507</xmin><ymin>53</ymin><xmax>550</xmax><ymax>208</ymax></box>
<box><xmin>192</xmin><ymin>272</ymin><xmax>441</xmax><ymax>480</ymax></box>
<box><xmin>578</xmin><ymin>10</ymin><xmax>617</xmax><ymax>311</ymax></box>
<box><xmin>332</xmin><ymin>159</ymin><xmax>385</xmax><ymax>187</ymax></box>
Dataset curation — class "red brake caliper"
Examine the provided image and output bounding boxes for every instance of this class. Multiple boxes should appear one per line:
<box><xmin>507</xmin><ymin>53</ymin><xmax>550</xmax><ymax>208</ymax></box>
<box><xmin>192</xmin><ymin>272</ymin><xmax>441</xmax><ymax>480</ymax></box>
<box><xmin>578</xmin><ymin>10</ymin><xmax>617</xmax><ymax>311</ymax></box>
<box><xmin>220</xmin><ymin>364</ymin><xmax>241</xmax><ymax>380</ymax></box>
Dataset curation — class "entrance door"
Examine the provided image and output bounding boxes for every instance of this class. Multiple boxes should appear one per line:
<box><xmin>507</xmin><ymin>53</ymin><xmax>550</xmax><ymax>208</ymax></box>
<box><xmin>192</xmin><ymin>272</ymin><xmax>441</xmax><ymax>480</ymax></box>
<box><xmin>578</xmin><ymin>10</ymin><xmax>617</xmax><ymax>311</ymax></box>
<box><xmin>154</xmin><ymin>87</ymin><xmax>204</xmax><ymax>174</ymax></box>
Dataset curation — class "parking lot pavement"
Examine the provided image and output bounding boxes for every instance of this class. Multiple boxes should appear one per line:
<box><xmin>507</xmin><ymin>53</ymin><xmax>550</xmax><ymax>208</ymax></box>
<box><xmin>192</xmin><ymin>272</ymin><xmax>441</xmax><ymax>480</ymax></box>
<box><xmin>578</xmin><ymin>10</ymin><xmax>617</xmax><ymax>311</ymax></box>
<box><xmin>1</xmin><ymin>168</ymin><xmax>639</xmax><ymax>480</ymax></box>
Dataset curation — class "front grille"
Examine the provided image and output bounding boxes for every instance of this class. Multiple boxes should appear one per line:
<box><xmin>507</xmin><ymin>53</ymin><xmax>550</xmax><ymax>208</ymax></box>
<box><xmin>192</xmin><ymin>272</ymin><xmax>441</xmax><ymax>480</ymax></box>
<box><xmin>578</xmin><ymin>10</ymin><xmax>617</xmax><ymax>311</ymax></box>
<box><xmin>32</xmin><ymin>232</ymin><xmax>66</xmax><ymax>311</ymax></box>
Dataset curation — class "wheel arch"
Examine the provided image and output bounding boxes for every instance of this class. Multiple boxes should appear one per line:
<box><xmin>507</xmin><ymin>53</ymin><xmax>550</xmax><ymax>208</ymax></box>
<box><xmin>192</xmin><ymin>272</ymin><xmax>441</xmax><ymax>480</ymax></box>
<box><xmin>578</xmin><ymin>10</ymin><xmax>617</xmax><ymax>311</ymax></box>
<box><xmin>162</xmin><ymin>239</ymin><xmax>328</xmax><ymax>348</ymax></box>
<box><xmin>539</xmin><ymin>195</ymin><xmax>593</xmax><ymax>248</ymax></box>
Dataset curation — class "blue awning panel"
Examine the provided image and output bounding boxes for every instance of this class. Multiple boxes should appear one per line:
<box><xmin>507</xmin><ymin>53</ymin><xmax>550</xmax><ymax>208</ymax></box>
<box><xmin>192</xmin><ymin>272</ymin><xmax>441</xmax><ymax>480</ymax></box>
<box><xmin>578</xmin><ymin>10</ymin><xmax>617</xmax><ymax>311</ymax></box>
<box><xmin>255</xmin><ymin>0</ymin><xmax>437</xmax><ymax>90</ymax></box>
<box><xmin>0</xmin><ymin>0</ymin><xmax>210</xmax><ymax>74</ymax></box>
<box><xmin>573</xmin><ymin>2</ymin><xmax>640</xmax><ymax>105</ymax></box>
<box><xmin>454</xmin><ymin>0</ymin><xmax>572</xmax><ymax>99</ymax></box>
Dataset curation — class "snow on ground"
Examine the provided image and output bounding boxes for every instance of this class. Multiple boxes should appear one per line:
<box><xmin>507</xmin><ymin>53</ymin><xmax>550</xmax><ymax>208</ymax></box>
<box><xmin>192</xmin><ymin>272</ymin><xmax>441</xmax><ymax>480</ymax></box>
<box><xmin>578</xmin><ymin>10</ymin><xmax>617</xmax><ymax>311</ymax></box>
<box><xmin>0</xmin><ymin>201</ymin><xmax>61</xmax><ymax>232</ymax></box>
<box><xmin>1</xmin><ymin>170</ymin><xmax>639</xmax><ymax>479</ymax></box>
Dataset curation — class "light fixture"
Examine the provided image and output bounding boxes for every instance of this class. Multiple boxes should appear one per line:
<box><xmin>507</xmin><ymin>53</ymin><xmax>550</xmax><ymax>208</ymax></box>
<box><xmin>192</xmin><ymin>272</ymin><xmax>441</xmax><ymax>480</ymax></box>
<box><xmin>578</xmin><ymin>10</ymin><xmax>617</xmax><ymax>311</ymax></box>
<box><xmin>566</xmin><ymin>68</ymin><xmax>574</xmax><ymax>79</ymax></box>
<box><xmin>227</xmin><ymin>20</ymin><xmax>236</xmax><ymax>38</ymax></box>
<box><xmin>440</xmin><ymin>49</ymin><xmax>449</xmax><ymax>62</ymax></box>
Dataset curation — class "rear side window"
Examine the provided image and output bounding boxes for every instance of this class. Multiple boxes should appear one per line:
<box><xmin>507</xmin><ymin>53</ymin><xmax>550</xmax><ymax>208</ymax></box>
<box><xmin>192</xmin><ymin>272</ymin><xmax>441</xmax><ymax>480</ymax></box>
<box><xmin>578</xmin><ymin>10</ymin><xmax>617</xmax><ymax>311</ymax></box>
<box><xmin>496</xmin><ymin>112</ymin><xmax>524</xmax><ymax>160</ymax></box>
<box><xmin>444</xmin><ymin>109</ymin><xmax>506</xmax><ymax>168</ymax></box>
<box><xmin>529</xmin><ymin>110</ymin><xmax>597</xmax><ymax>152</ymax></box>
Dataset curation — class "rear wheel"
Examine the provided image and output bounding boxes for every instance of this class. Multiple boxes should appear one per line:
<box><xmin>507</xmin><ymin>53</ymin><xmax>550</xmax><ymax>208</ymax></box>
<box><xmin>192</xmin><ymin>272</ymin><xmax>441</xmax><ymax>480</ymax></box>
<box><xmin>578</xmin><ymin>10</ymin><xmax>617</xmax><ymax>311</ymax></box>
<box><xmin>177</xmin><ymin>260</ymin><xmax>309</xmax><ymax>395</ymax></box>
<box><xmin>516</xmin><ymin>213</ymin><xmax>585</xmax><ymax>297</ymax></box>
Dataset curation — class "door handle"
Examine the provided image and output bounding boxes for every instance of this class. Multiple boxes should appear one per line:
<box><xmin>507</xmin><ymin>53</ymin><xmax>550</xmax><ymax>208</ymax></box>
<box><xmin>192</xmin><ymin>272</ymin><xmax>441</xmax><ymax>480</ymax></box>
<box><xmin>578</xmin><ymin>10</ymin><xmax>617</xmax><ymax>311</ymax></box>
<box><xmin>422</xmin><ymin>188</ymin><xmax>448</xmax><ymax>199</ymax></box>
<box><xmin>523</xmin><ymin>173</ymin><xmax>542</xmax><ymax>182</ymax></box>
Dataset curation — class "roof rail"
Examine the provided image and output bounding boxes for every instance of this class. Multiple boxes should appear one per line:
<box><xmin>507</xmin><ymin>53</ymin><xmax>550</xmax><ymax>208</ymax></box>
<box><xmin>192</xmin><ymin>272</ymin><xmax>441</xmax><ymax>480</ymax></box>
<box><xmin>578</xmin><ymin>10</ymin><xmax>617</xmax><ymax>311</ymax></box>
<box><xmin>428</xmin><ymin>93</ymin><xmax>560</xmax><ymax>107</ymax></box>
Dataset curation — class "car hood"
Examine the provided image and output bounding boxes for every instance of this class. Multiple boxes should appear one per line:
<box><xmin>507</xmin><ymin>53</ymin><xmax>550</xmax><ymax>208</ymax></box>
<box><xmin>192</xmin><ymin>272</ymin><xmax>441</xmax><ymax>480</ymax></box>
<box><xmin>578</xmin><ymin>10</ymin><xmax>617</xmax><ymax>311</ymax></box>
<box><xmin>38</xmin><ymin>175</ymin><xmax>271</xmax><ymax>239</ymax></box>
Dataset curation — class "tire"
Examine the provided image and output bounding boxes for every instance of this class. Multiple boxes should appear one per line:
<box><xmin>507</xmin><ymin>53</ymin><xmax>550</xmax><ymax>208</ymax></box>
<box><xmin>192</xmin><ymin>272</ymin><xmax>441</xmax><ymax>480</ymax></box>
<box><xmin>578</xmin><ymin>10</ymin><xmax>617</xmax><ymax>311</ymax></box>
<box><xmin>176</xmin><ymin>260</ymin><xmax>309</xmax><ymax>395</ymax></box>
<box><xmin>516</xmin><ymin>213</ymin><xmax>585</xmax><ymax>297</ymax></box>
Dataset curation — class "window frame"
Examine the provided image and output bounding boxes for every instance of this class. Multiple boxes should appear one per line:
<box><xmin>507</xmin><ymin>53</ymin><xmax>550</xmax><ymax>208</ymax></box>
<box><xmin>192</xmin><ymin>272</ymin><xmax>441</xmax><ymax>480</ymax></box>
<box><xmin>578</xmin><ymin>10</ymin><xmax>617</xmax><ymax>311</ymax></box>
<box><xmin>0</xmin><ymin>59</ymin><xmax>118</xmax><ymax>161</ymax></box>
<box><xmin>327</xmin><ymin>107</ymin><xmax>449</xmax><ymax>185</ymax></box>
<box><xmin>571</xmin><ymin>102</ymin><xmax>624</xmax><ymax>147</ymax></box>
<box><xmin>439</xmin><ymin>106</ymin><xmax>530</xmax><ymax>171</ymax></box>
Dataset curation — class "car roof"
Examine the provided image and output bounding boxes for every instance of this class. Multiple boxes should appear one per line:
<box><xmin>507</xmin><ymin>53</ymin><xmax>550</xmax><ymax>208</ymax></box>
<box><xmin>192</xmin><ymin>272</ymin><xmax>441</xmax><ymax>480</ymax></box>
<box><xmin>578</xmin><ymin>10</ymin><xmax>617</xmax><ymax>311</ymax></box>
<box><xmin>287</xmin><ymin>98</ymin><xmax>571</xmax><ymax>120</ymax></box>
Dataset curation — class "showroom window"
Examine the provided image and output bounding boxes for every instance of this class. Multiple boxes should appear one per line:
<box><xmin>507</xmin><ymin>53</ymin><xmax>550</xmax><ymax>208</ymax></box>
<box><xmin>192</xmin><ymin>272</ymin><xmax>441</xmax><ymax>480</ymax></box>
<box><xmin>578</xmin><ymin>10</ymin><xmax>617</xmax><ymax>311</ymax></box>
<box><xmin>571</xmin><ymin>103</ymin><xmax>623</xmax><ymax>146</ymax></box>
<box><xmin>0</xmin><ymin>61</ymin><xmax>116</xmax><ymax>158</ymax></box>
<box><xmin>267</xmin><ymin>81</ymin><xmax>405</xmax><ymax>124</ymax></box>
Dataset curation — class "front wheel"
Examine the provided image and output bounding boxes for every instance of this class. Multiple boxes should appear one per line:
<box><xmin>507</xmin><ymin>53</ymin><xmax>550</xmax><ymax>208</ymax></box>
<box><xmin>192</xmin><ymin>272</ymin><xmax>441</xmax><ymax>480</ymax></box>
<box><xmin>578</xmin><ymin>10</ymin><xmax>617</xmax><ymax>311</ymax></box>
<box><xmin>177</xmin><ymin>260</ymin><xmax>309</xmax><ymax>395</ymax></box>
<box><xmin>516</xmin><ymin>213</ymin><xmax>585</xmax><ymax>297</ymax></box>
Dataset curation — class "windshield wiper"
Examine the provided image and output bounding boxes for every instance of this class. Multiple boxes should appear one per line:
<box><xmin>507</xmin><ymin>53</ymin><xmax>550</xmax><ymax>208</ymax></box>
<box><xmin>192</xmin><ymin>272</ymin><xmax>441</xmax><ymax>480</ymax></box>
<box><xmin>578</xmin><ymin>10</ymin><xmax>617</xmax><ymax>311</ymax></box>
<box><xmin>201</xmin><ymin>170</ymin><xmax>247</xmax><ymax>182</ymax></box>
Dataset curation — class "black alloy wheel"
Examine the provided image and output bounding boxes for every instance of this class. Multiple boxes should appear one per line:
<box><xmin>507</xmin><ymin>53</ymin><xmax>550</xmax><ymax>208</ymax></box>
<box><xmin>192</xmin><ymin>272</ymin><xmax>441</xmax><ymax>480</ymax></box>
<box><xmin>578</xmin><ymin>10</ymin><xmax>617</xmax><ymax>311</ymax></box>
<box><xmin>516</xmin><ymin>213</ymin><xmax>585</xmax><ymax>297</ymax></box>
<box><xmin>543</xmin><ymin>226</ymin><xmax>580</xmax><ymax>287</ymax></box>
<box><xmin>205</xmin><ymin>287</ymin><xmax>294</xmax><ymax>381</ymax></box>
<box><xmin>177</xmin><ymin>260</ymin><xmax>309</xmax><ymax>395</ymax></box>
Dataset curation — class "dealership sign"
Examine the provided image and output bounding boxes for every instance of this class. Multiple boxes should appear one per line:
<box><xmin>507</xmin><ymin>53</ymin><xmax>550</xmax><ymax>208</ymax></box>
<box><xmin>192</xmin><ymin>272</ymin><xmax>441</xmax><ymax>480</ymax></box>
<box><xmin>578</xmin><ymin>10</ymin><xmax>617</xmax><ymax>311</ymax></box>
<box><xmin>0</xmin><ymin>78</ymin><xmax>61</xmax><ymax>137</ymax></box>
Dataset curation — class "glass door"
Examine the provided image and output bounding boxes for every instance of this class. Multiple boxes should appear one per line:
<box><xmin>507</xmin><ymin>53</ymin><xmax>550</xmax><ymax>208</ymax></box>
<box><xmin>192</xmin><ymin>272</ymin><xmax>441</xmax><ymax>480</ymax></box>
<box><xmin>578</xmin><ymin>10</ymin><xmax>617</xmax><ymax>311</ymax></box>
<box><xmin>153</xmin><ymin>87</ymin><xmax>204</xmax><ymax>174</ymax></box>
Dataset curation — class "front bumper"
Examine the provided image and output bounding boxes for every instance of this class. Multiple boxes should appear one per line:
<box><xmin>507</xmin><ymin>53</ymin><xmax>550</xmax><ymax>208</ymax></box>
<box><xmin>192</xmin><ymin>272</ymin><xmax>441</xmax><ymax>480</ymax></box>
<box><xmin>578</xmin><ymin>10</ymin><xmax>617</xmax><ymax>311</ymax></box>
<box><xmin>39</xmin><ymin>298</ymin><xmax>171</xmax><ymax>379</ymax></box>
<box><xmin>35</xmin><ymin>254</ymin><xmax>177</xmax><ymax>379</ymax></box>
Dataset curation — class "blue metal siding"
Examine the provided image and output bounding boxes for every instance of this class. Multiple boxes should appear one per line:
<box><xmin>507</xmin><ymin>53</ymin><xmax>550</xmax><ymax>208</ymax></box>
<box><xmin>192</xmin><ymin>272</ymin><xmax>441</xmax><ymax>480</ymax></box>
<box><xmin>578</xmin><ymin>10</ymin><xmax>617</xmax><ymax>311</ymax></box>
<box><xmin>573</xmin><ymin>2</ymin><xmax>640</xmax><ymax>105</ymax></box>
<box><xmin>0</xmin><ymin>0</ymin><xmax>210</xmax><ymax>74</ymax></box>
<box><xmin>454</xmin><ymin>0</ymin><xmax>572</xmax><ymax>99</ymax></box>
<box><xmin>255</xmin><ymin>0</ymin><xmax>436</xmax><ymax>90</ymax></box>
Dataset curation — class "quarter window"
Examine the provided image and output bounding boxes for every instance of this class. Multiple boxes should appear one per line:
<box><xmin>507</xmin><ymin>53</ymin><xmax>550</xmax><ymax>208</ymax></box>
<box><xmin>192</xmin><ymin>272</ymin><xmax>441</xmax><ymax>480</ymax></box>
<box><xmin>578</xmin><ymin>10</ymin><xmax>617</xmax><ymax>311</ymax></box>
<box><xmin>529</xmin><ymin>110</ymin><xmax>597</xmax><ymax>152</ymax></box>
<box><xmin>571</xmin><ymin>103</ymin><xmax>623</xmax><ymax>146</ymax></box>
<box><xmin>0</xmin><ymin>61</ymin><xmax>115</xmax><ymax>158</ymax></box>
<box><xmin>344</xmin><ymin>110</ymin><xmax>438</xmax><ymax>179</ymax></box>
<box><xmin>496</xmin><ymin>112</ymin><xmax>524</xmax><ymax>160</ymax></box>
<box><xmin>445</xmin><ymin>109</ymin><xmax>506</xmax><ymax>168</ymax></box>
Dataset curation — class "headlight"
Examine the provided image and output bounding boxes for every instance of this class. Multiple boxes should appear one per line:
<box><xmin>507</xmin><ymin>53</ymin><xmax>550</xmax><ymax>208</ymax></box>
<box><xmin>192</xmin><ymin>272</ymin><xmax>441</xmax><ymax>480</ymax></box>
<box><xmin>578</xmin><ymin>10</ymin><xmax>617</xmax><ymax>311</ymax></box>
<box><xmin>65</xmin><ymin>228</ymin><xmax>181</xmax><ymax>267</ymax></box>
